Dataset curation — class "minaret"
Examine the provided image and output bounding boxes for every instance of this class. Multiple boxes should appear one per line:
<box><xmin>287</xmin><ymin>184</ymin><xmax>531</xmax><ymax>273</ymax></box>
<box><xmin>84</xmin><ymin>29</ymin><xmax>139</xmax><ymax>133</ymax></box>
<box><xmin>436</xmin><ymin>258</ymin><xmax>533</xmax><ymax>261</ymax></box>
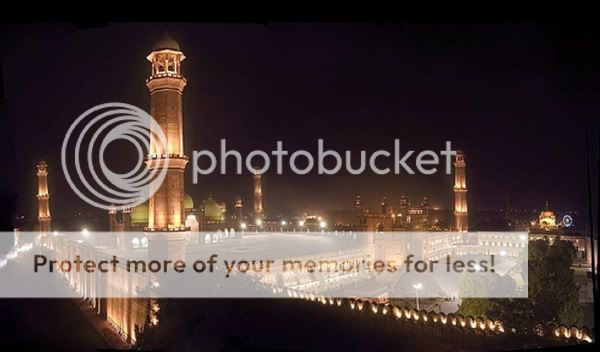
<box><xmin>253</xmin><ymin>169</ymin><xmax>264</xmax><ymax>221</ymax></box>
<box><xmin>145</xmin><ymin>35</ymin><xmax>188</xmax><ymax>231</ymax></box>
<box><xmin>453</xmin><ymin>151</ymin><xmax>468</xmax><ymax>231</ymax></box>
<box><xmin>122</xmin><ymin>208</ymin><xmax>131</xmax><ymax>231</ymax></box>
<box><xmin>380</xmin><ymin>197</ymin><xmax>388</xmax><ymax>215</ymax></box>
<box><xmin>353</xmin><ymin>195</ymin><xmax>362</xmax><ymax>211</ymax></box>
<box><xmin>36</xmin><ymin>161</ymin><xmax>51</xmax><ymax>233</ymax></box>
<box><xmin>504</xmin><ymin>193</ymin><xmax>511</xmax><ymax>220</ymax></box>
<box><xmin>421</xmin><ymin>196</ymin><xmax>430</xmax><ymax>229</ymax></box>
<box><xmin>234</xmin><ymin>196</ymin><xmax>243</xmax><ymax>222</ymax></box>
<box><xmin>108</xmin><ymin>205</ymin><xmax>121</xmax><ymax>232</ymax></box>
<box><xmin>109</xmin><ymin>205</ymin><xmax>131</xmax><ymax>232</ymax></box>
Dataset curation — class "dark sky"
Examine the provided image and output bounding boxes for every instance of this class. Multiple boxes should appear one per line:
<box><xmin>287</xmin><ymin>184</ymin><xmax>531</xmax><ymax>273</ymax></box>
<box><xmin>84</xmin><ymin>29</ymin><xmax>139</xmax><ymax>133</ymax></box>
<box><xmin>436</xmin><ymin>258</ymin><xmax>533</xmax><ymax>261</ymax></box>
<box><xmin>1</xmin><ymin>23</ymin><xmax>599</xmax><ymax>224</ymax></box>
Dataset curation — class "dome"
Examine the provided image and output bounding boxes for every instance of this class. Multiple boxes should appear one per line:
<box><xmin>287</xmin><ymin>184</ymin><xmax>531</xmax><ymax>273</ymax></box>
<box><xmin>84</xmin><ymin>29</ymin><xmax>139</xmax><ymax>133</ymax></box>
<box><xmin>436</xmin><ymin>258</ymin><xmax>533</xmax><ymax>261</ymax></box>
<box><xmin>183</xmin><ymin>193</ymin><xmax>194</xmax><ymax>210</ymax></box>
<box><xmin>152</xmin><ymin>34</ymin><xmax>181</xmax><ymax>51</ymax></box>
<box><xmin>538</xmin><ymin>201</ymin><xmax>557</xmax><ymax>228</ymax></box>
<box><xmin>203</xmin><ymin>196</ymin><xmax>224</xmax><ymax>221</ymax></box>
<box><xmin>540</xmin><ymin>201</ymin><xmax>555</xmax><ymax>218</ymax></box>
<box><xmin>130</xmin><ymin>202</ymin><xmax>149</xmax><ymax>225</ymax></box>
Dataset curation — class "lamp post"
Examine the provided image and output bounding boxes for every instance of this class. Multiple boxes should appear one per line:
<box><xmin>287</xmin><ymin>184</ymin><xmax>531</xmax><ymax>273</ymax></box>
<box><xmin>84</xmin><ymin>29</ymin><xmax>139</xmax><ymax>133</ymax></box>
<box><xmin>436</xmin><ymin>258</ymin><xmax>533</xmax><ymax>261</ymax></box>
<box><xmin>413</xmin><ymin>283</ymin><xmax>423</xmax><ymax>310</ymax></box>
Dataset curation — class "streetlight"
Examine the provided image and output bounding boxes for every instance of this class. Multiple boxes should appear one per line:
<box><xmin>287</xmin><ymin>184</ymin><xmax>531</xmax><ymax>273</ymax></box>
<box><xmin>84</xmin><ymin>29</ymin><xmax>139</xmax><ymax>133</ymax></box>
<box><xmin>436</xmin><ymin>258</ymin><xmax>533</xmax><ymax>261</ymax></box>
<box><xmin>240</xmin><ymin>222</ymin><xmax>247</xmax><ymax>230</ymax></box>
<box><xmin>81</xmin><ymin>228</ymin><xmax>90</xmax><ymax>237</ymax></box>
<box><xmin>412</xmin><ymin>283</ymin><xmax>423</xmax><ymax>310</ymax></box>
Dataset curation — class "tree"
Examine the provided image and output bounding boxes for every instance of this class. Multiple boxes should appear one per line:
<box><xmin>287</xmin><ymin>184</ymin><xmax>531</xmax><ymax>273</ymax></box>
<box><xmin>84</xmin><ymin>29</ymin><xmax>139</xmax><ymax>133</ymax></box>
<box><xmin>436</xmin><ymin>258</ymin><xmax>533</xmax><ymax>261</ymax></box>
<box><xmin>459</xmin><ymin>237</ymin><xmax>583</xmax><ymax>334</ymax></box>
<box><xmin>458</xmin><ymin>272</ymin><xmax>492</xmax><ymax>318</ymax></box>
<box><xmin>459</xmin><ymin>272</ymin><xmax>516</xmax><ymax>319</ymax></box>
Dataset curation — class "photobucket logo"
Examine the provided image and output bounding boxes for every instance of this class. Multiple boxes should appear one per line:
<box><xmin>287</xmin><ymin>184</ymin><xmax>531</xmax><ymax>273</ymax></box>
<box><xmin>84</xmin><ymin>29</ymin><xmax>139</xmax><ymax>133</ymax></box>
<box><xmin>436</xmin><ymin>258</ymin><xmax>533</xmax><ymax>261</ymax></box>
<box><xmin>192</xmin><ymin>139</ymin><xmax>457</xmax><ymax>181</ymax></box>
<box><xmin>61</xmin><ymin>102</ymin><xmax>169</xmax><ymax>210</ymax></box>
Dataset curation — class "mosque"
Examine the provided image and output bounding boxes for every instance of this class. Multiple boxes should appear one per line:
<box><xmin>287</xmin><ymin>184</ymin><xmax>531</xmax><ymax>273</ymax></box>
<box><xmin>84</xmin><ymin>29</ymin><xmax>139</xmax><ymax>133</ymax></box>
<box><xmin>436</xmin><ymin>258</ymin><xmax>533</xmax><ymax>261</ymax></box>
<box><xmin>26</xmin><ymin>34</ymin><xmax>594</xmax><ymax>345</ymax></box>
<box><xmin>107</xmin><ymin>32</ymin><xmax>470</xmax><ymax>237</ymax></box>
<box><xmin>115</xmin><ymin>193</ymin><xmax>228</xmax><ymax>233</ymax></box>
<box><xmin>27</xmin><ymin>34</ymin><xmax>475</xmax><ymax>343</ymax></box>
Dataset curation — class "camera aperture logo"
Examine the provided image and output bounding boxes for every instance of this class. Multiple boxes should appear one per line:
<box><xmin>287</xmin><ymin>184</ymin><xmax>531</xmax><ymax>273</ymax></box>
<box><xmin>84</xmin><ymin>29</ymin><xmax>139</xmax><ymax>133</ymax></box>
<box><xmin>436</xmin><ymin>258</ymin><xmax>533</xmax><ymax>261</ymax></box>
<box><xmin>61</xmin><ymin>102</ymin><xmax>169</xmax><ymax>211</ymax></box>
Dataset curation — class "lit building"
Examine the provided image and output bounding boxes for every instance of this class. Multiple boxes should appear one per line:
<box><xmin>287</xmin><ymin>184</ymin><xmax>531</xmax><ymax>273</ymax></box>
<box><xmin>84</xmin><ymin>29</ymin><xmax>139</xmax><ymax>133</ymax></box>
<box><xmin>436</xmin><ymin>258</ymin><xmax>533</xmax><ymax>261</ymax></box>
<box><xmin>393</xmin><ymin>196</ymin><xmax>438</xmax><ymax>231</ymax></box>
<box><xmin>528</xmin><ymin>202</ymin><xmax>591</xmax><ymax>265</ymax></box>
<box><xmin>36</xmin><ymin>160</ymin><xmax>52</xmax><ymax>234</ymax></box>
<box><xmin>537</xmin><ymin>201</ymin><xmax>557</xmax><ymax>229</ymax></box>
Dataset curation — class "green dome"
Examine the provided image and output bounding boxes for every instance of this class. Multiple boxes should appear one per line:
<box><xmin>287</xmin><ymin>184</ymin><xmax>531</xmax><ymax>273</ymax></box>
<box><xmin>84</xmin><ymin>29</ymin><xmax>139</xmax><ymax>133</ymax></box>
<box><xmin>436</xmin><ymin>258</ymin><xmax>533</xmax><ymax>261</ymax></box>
<box><xmin>183</xmin><ymin>194</ymin><xmax>194</xmax><ymax>210</ymax></box>
<box><xmin>203</xmin><ymin>196</ymin><xmax>224</xmax><ymax>221</ymax></box>
<box><xmin>130</xmin><ymin>202</ymin><xmax>149</xmax><ymax>225</ymax></box>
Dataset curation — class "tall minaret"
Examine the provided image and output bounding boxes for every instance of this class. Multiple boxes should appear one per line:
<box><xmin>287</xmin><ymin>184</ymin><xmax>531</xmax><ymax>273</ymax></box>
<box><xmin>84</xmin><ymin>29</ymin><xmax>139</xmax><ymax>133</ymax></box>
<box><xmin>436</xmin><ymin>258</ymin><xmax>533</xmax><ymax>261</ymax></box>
<box><xmin>36</xmin><ymin>161</ymin><xmax>51</xmax><ymax>233</ymax></box>
<box><xmin>145</xmin><ymin>35</ymin><xmax>188</xmax><ymax>231</ymax></box>
<box><xmin>253</xmin><ymin>169</ymin><xmax>264</xmax><ymax>221</ymax></box>
<box><xmin>453</xmin><ymin>151</ymin><xmax>468</xmax><ymax>232</ymax></box>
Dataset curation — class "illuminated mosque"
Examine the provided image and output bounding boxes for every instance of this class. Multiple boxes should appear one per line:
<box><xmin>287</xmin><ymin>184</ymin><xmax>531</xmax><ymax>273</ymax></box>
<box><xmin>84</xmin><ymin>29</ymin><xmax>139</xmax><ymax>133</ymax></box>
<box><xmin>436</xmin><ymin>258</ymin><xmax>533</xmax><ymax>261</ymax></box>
<box><xmin>28</xmin><ymin>35</ymin><xmax>475</xmax><ymax>342</ymax></box>
<box><xmin>110</xmin><ymin>33</ymin><xmax>472</xmax><ymax>236</ymax></box>
<box><xmin>25</xmin><ymin>35</ymin><xmax>592</xmax><ymax>345</ymax></box>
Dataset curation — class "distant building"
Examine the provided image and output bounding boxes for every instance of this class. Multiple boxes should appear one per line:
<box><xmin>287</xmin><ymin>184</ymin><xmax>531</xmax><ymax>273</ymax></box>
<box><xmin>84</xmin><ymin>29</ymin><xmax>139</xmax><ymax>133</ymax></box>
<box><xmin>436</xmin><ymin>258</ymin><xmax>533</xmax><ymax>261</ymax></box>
<box><xmin>327</xmin><ymin>195</ymin><xmax>451</xmax><ymax>232</ymax></box>
<box><xmin>528</xmin><ymin>202</ymin><xmax>591</xmax><ymax>265</ymax></box>
<box><xmin>537</xmin><ymin>201</ymin><xmax>557</xmax><ymax>229</ymax></box>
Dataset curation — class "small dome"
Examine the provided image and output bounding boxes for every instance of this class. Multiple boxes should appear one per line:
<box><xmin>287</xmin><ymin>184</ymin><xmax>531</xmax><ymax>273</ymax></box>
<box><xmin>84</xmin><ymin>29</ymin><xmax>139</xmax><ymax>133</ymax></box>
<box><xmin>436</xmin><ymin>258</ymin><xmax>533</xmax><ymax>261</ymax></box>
<box><xmin>152</xmin><ymin>34</ymin><xmax>181</xmax><ymax>51</ymax></box>
<box><xmin>130</xmin><ymin>202</ymin><xmax>149</xmax><ymax>225</ymax></box>
<box><xmin>183</xmin><ymin>193</ymin><xmax>194</xmax><ymax>210</ymax></box>
<box><xmin>541</xmin><ymin>210</ymin><xmax>555</xmax><ymax>217</ymax></box>
<box><xmin>203</xmin><ymin>196</ymin><xmax>224</xmax><ymax>221</ymax></box>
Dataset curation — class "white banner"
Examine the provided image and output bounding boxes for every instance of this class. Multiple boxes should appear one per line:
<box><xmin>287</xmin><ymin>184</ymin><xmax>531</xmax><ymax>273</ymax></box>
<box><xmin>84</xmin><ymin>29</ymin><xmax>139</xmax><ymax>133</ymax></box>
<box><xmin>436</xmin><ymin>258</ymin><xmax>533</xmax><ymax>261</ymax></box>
<box><xmin>0</xmin><ymin>231</ymin><xmax>528</xmax><ymax>298</ymax></box>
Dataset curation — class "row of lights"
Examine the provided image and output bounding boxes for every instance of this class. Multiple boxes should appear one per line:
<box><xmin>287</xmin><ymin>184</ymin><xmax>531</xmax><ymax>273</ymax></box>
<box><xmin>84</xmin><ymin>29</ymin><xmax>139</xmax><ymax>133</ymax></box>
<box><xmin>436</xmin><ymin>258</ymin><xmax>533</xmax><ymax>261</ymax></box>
<box><xmin>0</xmin><ymin>243</ymin><xmax>34</xmax><ymax>269</ymax></box>
<box><xmin>240</xmin><ymin>219</ymin><xmax>328</xmax><ymax>229</ymax></box>
<box><xmin>290</xmin><ymin>291</ymin><xmax>506</xmax><ymax>334</ymax></box>
<box><xmin>287</xmin><ymin>289</ymin><xmax>593</xmax><ymax>343</ymax></box>
<box><xmin>554</xmin><ymin>325</ymin><xmax>593</xmax><ymax>343</ymax></box>
<box><xmin>146</xmin><ymin>153</ymin><xmax>188</xmax><ymax>159</ymax></box>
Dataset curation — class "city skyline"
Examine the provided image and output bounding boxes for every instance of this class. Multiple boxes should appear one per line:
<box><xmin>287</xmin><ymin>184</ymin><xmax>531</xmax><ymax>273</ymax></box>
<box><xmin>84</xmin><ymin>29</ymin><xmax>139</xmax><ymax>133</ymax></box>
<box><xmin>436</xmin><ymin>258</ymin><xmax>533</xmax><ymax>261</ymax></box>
<box><xmin>2</xmin><ymin>23</ymin><xmax>597</xmax><ymax>225</ymax></box>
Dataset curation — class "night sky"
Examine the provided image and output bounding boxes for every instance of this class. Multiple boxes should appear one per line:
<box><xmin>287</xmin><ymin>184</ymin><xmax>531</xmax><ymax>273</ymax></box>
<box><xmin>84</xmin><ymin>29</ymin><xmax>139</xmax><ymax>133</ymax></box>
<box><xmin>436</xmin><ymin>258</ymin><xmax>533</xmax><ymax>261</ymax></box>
<box><xmin>1</xmin><ymin>23</ymin><xmax>599</xmax><ymax>227</ymax></box>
